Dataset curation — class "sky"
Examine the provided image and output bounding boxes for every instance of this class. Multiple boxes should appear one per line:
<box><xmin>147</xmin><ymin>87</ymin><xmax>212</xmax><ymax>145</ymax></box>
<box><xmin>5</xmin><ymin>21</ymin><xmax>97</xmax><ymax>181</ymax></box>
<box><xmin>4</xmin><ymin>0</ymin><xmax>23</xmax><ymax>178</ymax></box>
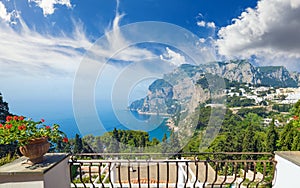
<box><xmin>0</xmin><ymin>0</ymin><xmax>300</xmax><ymax>131</ymax></box>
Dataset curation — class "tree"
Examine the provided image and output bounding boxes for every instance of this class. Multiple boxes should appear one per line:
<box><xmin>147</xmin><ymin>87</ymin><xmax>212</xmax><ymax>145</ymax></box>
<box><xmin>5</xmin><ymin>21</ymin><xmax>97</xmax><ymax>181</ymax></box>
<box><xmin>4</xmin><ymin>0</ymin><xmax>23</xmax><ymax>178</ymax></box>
<box><xmin>73</xmin><ymin>134</ymin><xmax>83</xmax><ymax>153</ymax></box>
<box><xmin>0</xmin><ymin>93</ymin><xmax>10</xmax><ymax>123</ymax></box>
<box><xmin>278</xmin><ymin>122</ymin><xmax>295</xmax><ymax>150</ymax></box>
<box><xmin>161</xmin><ymin>133</ymin><xmax>168</xmax><ymax>154</ymax></box>
<box><xmin>242</xmin><ymin>113</ymin><xmax>262</xmax><ymax>159</ymax></box>
<box><xmin>83</xmin><ymin>135</ymin><xmax>103</xmax><ymax>153</ymax></box>
<box><xmin>208</xmin><ymin>135</ymin><xmax>226</xmax><ymax>152</ymax></box>
<box><xmin>265</xmin><ymin>119</ymin><xmax>278</xmax><ymax>152</ymax></box>
<box><xmin>242</xmin><ymin>123</ymin><xmax>256</xmax><ymax>153</ymax></box>
<box><xmin>107</xmin><ymin>137</ymin><xmax>119</xmax><ymax>153</ymax></box>
<box><xmin>291</xmin><ymin>131</ymin><xmax>300</xmax><ymax>150</ymax></box>
<box><xmin>0</xmin><ymin>93</ymin><xmax>15</xmax><ymax>158</ymax></box>
<box><xmin>169</xmin><ymin>131</ymin><xmax>181</xmax><ymax>154</ymax></box>
<box><xmin>151</xmin><ymin>138</ymin><xmax>160</xmax><ymax>146</ymax></box>
<box><xmin>112</xmin><ymin>128</ymin><xmax>120</xmax><ymax>142</ymax></box>
<box><xmin>55</xmin><ymin>140</ymin><xmax>64</xmax><ymax>152</ymax></box>
<box><xmin>290</xmin><ymin>99</ymin><xmax>300</xmax><ymax>115</ymax></box>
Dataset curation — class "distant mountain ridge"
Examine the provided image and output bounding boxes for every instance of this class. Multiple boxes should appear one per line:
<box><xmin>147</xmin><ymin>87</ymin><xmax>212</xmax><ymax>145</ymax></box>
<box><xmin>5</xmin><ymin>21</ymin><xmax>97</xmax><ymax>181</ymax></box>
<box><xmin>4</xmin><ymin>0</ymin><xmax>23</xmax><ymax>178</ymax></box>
<box><xmin>129</xmin><ymin>60</ymin><xmax>300</xmax><ymax>114</ymax></box>
<box><xmin>196</xmin><ymin>60</ymin><xmax>299</xmax><ymax>87</ymax></box>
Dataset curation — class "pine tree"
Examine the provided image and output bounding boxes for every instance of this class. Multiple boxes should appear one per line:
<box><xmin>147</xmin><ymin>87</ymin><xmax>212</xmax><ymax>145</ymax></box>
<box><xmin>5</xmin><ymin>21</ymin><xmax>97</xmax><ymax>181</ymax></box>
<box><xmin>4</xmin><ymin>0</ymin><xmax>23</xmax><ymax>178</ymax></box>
<box><xmin>161</xmin><ymin>133</ymin><xmax>168</xmax><ymax>154</ymax></box>
<box><xmin>265</xmin><ymin>119</ymin><xmax>278</xmax><ymax>152</ymax></box>
<box><xmin>242</xmin><ymin>122</ymin><xmax>257</xmax><ymax>160</ymax></box>
<box><xmin>169</xmin><ymin>131</ymin><xmax>180</xmax><ymax>154</ymax></box>
<box><xmin>291</xmin><ymin>131</ymin><xmax>300</xmax><ymax>150</ymax></box>
<box><xmin>278</xmin><ymin>122</ymin><xmax>295</xmax><ymax>150</ymax></box>
<box><xmin>112</xmin><ymin>128</ymin><xmax>120</xmax><ymax>142</ymax></box>
<box><xmin>107</xmin><ymin>128</ymin><xmax>120</xmax><ymax>153</ymax></box>
<box><xmin>242</xmin><ymin>123</ymin><xmax>256</xmax><ymax>152</ymax></box>
<box><xmin>73</xmin><ymin>134</ymin><xmax>83</xmax><ymax>153</ymax></box>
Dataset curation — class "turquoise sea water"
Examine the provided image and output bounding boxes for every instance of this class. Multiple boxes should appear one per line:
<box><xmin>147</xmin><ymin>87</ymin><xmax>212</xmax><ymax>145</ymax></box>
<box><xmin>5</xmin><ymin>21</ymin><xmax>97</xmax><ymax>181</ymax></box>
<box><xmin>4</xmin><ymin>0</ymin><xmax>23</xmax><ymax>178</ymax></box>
<box><xmin>47</xmin><ymin>110</ymin><xmax>171</xmax><ymax>141</ymax></box>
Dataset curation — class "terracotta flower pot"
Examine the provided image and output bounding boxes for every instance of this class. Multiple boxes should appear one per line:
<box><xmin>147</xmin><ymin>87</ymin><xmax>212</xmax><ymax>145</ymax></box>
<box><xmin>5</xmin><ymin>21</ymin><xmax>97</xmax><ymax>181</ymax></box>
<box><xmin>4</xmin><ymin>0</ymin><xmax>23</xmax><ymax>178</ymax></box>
<box><xmin>19</xmin><ymin>137</ymin><xmax>50</xmax><ymax>164</ymax></box>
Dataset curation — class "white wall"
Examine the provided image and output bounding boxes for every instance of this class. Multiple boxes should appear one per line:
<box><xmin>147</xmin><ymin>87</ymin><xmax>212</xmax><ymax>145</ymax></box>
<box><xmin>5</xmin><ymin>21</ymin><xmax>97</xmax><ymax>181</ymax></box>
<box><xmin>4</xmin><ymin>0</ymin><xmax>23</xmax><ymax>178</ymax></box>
<box><xmin>0</xmin><ymin>154</ymin><xmax>70</xmax><ymax>188</ymax></box>
<box><xmin>273</xmin><ymin>154</ymin><xmax>300</xmax><ymax>187</ymax></box>
<box><xmin>0</xmin><ymin>181</ymin><xmax>43</xmax><ymax>188</ymax></box>
<box><xmin>44</xmin><ymin>157</ymin><xmax>70</xmax><ymax>188</ymax></box>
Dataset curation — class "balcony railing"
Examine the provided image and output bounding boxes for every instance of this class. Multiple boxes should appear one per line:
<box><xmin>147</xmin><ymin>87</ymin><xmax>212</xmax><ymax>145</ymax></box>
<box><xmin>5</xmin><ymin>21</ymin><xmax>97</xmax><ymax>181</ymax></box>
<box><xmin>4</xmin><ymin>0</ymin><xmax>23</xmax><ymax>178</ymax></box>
<box><xmin>68</xmin><ymin>152</ymin><xmax>277</xmax><ymax>188</ymax></box>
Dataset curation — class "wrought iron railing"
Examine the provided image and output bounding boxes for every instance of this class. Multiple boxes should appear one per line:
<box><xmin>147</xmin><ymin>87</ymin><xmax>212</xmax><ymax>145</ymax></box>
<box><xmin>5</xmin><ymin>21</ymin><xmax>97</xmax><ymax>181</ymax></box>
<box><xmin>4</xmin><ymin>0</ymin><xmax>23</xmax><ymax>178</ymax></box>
<box><xmin>69</xmin><ymin>152</ymin><xmax>277</xmax><ymax>188</ymax></box>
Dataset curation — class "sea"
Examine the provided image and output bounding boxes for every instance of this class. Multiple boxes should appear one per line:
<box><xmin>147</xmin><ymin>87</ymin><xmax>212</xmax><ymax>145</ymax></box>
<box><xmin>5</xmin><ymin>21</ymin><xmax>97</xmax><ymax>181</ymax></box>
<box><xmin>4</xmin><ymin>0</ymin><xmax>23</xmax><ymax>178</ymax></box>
<box><xmin>47</xmin><ymin>110</ymin><xmax>171</xmax><ymax>141</ymax></box>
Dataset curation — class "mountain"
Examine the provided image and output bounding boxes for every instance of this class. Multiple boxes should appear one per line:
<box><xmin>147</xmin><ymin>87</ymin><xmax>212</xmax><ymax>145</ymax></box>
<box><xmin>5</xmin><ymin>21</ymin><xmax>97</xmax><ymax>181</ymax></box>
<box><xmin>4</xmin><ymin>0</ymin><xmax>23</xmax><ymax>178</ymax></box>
<box><xmin>197</xmin><ymin>60</ymin><xmax>298</xmax><ymax>87</ymax></box>
<box><xmin>129</xmin><ymin>79</ymin><xmax>182</xmax><ymax>115</ymax></box>
<box><xmin>257</xmin><ymin>66</ymin><xmax>298</xmax><ymax>87</ymax></box>
<box><xmin>129</xmin><ymin>60</ymin><xmax>300</xmax><ymax>114</ymax></box>
<box><xmin>198</xmin><ymin>60</ymin><xmax>258</xmax><ymax>84</ymax></box>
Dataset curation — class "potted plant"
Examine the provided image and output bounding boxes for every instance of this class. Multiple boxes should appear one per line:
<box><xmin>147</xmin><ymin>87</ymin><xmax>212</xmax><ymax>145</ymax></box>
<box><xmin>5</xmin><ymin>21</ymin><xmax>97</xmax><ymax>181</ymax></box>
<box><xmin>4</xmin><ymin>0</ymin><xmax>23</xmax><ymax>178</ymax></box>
<box><xmin>0</xmin><ymin>115</ymin><xmax>68</xmax><ymax>164</ymax></box>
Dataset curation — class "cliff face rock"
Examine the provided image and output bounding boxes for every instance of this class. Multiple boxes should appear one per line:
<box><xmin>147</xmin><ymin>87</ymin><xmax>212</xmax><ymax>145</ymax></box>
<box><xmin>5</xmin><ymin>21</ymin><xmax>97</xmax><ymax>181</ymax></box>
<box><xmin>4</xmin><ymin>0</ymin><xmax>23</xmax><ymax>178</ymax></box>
<box><xmin>199</xmin><ymin>60</ymin><xmax>298</xmax><ymax>87</ymax></box>
<box><xmin>129</xmin><ymin>60</ymin><xmax>300</xmax><ymax>114</ymax></box>
<box><xmin>291</xmin><ymin>72</ymin><xmax>300</xmax><ymax>86</ymax></box>
<box><xmin>129</xmin><ymin>72</ymin><xmax>212</xmax><ymax>115</ymax></box>
<box><xmin>129</xmin><ymin>79</ymin><xmax>180</xmax><ymax>114</ymax></box>
<box><xmin>256</xmin><ymin>66</ymin><xmax>298</xmax><ymax>87</ymax></box>
<box><xmin>223</xmin><ymin>61</ymin><xmax>257</xmax><ymax>84</ymax></box>
<box><xmin>199</xmin><ymin>60</ymin><xmax>258</xmax><ymax>84</ymax></box>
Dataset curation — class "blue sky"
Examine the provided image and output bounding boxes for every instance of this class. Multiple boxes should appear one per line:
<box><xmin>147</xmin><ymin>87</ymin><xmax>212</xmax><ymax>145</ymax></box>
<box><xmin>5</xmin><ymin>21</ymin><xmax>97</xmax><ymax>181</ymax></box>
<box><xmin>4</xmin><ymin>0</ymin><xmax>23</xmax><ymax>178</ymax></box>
<box><xmin>0</xmin><ymin>0</ymin><xmax>300</xmax><ymax>130</ymax></box>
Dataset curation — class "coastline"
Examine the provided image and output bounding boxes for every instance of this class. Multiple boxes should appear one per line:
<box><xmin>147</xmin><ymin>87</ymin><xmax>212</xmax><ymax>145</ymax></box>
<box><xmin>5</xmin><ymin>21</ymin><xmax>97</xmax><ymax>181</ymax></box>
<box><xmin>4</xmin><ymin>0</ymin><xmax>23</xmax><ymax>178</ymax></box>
<box><xmin>58</xmin><ymin>110</ymin><xmax>172</xmax><ymax>141</ymax></box>
<box><xmin>130</xmin><ymin>109</ymin><xmax>178</xmax><ymax>132</ymax></box>
<box><xmin>129</xmin><ymin>109</ymin><xmax>172</xmax><ymax>117</ymax></box>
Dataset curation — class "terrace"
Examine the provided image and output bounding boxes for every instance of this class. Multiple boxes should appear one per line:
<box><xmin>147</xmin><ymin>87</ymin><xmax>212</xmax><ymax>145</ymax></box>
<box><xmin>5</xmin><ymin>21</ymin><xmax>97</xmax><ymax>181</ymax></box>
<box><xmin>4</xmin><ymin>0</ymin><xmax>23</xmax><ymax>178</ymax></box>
<box><xmin>2</xmin><ymin>151</ymin><xmax>296</xmax><ymax>188</ymax></box>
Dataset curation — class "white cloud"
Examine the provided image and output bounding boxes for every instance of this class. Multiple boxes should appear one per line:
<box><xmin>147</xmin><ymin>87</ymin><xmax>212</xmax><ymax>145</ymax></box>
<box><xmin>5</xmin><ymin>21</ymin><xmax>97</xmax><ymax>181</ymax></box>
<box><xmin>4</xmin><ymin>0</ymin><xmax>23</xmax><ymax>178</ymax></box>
<box><xmin>160</xmin><ymin>47</ymin><xmax>186</xmax><ymax>66</ymax></box>
<box><xmin>28</xmin><ymin>0</ymin><xmax>72</xmax><ymax>16</ymax></box>
<box><xmin>216</xmin><ymin>0</ymin><xmax>300</xmax><ymax>70</ymax></box>
<box><xmin>0</xmin><ymin>17</ymin><xmax>92</xmax><ymax>77</ymax></box>
<box><xmin>0</xmin><ymin>1</ymin><xmax>18</xmax><ymax>24</ymax></box>
<box><xmin>0</xmin><ymin>0</ymin><xmax>157</xmax><ymax>120</ymax></box>
<box><xmin>291</xmin><ymin>0</ymin><xmax>300</xmax><ymax>8</ymax></box>
<box><xmin>89</xmin><ymin>12</ymin><xmax>156</xmax><ymax>63</ymax></box>
<box><xmin>0</xmin><ymin>1</ymin><xmax>10</xmax><ymax>22</ymax></box>
<box><xmin>199</xmin><ymin>38</ymin><xmax>206</xmax><ymax>43</ymax></box>
<box><xmin>0</xmin><ymin>8</ymin><xmax>156</xmax><ymax>78</ymax></box>
<box><xmin>197</xmin><ymin>21</ymin><xmax>206</xmax><ymax>27</ymax></box>
<box><xmin>207</xmin><ymin>22</ymin><xmax>216</xmax><ymax>28</ymax></box>
<box><xmin>197</xmin><ymin>20</ymin><xmax>216</xmax><ymax>29</ymax></box>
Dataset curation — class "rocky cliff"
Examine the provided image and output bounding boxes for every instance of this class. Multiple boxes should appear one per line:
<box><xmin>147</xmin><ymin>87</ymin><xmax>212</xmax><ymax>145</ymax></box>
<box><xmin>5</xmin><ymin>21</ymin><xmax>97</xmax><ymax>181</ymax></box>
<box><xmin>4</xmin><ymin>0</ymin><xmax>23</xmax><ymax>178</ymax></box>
<box><xmin>199</xmin><ymin>60</ymin><xmax>258</xmax><ymax>84</ymax></box>
<box><xmin>256</xmin><ymin>66</ymin><xmax>298</xmax><ymax>87</ymax></box>
<box><xmin>129</xmin><ymin>79</ymin><xmax>180</xmax><ymax>115</ymax></box>
<box><xmin>129</xmin><ymin>60</ymin><xmax>300</xmax><ymax>114</ymax></box>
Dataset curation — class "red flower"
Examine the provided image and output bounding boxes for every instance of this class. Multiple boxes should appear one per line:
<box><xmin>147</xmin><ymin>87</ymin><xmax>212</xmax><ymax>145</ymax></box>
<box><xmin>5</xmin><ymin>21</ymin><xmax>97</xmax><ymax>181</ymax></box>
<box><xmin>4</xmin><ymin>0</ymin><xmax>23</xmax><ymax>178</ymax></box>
<box><xmin>18</xmin><ymin>125</ymin><xmax>26</xmax><ymax>131</ymax></box>
<box><xmin>41</xmin><ymin>119</ymin><xmax>45</xmax><ymax>123</ymax></box>
<box><xmin>62</xmin><ymin>137</ymin><xmax>68</xmax><ymax>143</ymax></box>
<box><xmin>13</xmin><ymin>116</ymin><xmax>18</xmax><ymax>121</ymax></box>
<box><xmin>18</xmin><ymin>116</ymin><xmax>24</xmax><ymax>121</ymax></box>
<box><xmin>293</xmin><ymin>116</ymin><xmax>299</xmax><ymax>120</ymax></box>
<box><xmin>0</xmin><ymin>124</ymin><xmax>3</xmax><ymax>128</ymax></box>
<box><xmin>6</xmin><ymin>116</ymin><xmax>12</xmax><ymax>122</ymax></box>
<box><xmin>5</xmin><ymin>124</ymin><xmax>12</xmax><ymax>129</ymax></box>
<box><xmin>45</xmin><ymin>126</ymin><xmax>51</xmax><ymax>130</ymax></box>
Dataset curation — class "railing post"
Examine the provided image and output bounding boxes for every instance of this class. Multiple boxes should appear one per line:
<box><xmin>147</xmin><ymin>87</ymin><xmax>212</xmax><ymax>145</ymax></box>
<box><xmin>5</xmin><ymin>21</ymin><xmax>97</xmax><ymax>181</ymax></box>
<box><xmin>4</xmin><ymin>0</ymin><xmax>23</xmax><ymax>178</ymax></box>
<box><xmin>67</xmin><ymin>152</ymin><xmax>277</xmax><ymax>188</ymax></box>
<box><xmin>177</xmin><ymin>158</ymin><xmax>186</xmax><ymax>188</ymax></box>
<box><xmin>110</xmin><ymin>158</ymin><xmax>117</xmax><ymax>185</ymax></box>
